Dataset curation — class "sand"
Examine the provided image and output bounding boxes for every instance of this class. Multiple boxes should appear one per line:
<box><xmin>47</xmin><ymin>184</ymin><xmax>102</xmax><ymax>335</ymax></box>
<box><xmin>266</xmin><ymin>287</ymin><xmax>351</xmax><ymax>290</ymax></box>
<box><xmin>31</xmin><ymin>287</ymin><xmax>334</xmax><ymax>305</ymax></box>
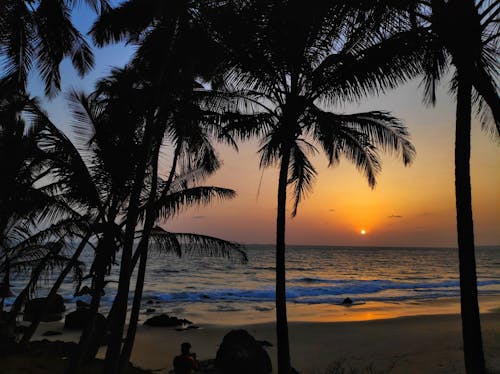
<box><xmin>28</xmin><ymin>308</ymin><xmax>500</xmax><ymax>373</ymax></box>
<box><xmin>121</xmin><ymin>313</ymin><xmax>500</xmax><ymax>374</ymax></box>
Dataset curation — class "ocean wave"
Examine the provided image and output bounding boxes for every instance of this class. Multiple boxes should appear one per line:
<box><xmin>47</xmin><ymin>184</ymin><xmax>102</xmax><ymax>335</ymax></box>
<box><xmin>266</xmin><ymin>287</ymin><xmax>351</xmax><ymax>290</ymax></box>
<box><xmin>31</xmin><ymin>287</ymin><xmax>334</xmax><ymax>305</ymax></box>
<box><xmin>145</xmin><ymin>279</ymin><xmax>500</xmax><ymax>304</ymax></box>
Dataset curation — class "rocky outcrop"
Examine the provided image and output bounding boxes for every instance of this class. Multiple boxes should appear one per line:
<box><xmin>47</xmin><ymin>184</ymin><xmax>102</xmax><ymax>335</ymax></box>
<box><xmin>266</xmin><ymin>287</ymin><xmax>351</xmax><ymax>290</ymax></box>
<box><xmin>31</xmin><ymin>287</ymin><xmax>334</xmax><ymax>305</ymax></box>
<box><xmin>215</xmin><ymin>329</ymin><xmax>272</xmax><ymax>374</ymax></box>
<box><xmin>23</xmin><ymin>294</ymin><xmax>65</xmax><ymax>322</ymax></box>
<box><xmin>64</xmin><ymin>309</ymin><xmax>106</xmax><ymax>330</ymax></box>
<box><xmin>143</xmin><ymin>314</ymin><xmax>192</xmax><ymax>327</ymax></box>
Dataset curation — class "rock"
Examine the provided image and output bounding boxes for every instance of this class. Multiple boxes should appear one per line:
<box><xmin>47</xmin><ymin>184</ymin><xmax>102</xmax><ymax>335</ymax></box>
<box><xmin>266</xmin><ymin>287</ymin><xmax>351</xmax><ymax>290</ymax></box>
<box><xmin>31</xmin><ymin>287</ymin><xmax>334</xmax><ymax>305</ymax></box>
<box><xmin>42</xmin><ymin>330</ymin><xmax>62</xmax><ymax>336</ymax></box>
<box><xmin>76</xmin><ymin>300</ymin><xmax>90</xmax><ymax>309</ymax></box>
<box><xmin>23</xmin><ymin>294</ymin><xmax>65</xmax><ymax>322</ymax></box>
<box><xmin>215</xmin><ymin>329</ymin><xmax>272</xmax><ymax>374</ymax></box>
<box><xmin>143</xmin><ymin>314</ymin><xmax>192</xmax><ymax>327</ymax></box>
<box><xmin>64</xmin><ymin>309</ymin><xmax>106</xmax><ymax>330</ymax></box>
<box><xmin>146</xmin><ymin>299</ymin><xmax>155</xmax><ymax>305</ymax></box>
<box><xmin>342</xmin><ymin>297</ymin><xmax>353</xmax><ymax>305</ymax></box>
<box><xmin>146</xmin><ymin>308</ymin><xmax>156</xmax><ymax>313</ymax></box>
<box><xmin>187</xmin><ymin>325</ymin><xmax>200</xmax><ymax>330</ymax></box>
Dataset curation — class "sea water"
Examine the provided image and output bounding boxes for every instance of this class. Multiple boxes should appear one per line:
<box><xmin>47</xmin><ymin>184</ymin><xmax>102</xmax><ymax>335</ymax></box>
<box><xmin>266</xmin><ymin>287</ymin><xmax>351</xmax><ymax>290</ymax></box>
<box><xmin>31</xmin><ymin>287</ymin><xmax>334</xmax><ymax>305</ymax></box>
<box><xmin>8</xmin><ymin>245</ymin><xmax>500</xmax><ymax>323</ymax></box>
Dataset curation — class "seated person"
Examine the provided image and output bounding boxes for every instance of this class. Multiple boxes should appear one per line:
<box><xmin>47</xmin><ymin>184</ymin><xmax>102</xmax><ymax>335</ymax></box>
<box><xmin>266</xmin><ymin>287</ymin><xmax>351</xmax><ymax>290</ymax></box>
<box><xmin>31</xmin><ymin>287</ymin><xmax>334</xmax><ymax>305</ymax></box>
<box><xmin>173</xmin><ymin>342</ymin><xmax>199</xmax><ymax>374</ymax></box>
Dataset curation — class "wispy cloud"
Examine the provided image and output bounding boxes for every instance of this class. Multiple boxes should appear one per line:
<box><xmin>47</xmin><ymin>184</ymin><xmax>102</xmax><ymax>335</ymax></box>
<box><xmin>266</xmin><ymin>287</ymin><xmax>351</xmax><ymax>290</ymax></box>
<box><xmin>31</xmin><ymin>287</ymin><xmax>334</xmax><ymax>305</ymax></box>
<box><xmin>388</xmin><ymin>215</ymin><xmax>403</xmax><ymax>219</ymax></box>
<box><xmin>192</xmin><ymin>215</ymin><xmax>207</xmax><ymax>220</ymax></box>
<box><xmin>328</xmin><ymin>209</ymin><xmax>335</xmax><ymax>212</ymax></box>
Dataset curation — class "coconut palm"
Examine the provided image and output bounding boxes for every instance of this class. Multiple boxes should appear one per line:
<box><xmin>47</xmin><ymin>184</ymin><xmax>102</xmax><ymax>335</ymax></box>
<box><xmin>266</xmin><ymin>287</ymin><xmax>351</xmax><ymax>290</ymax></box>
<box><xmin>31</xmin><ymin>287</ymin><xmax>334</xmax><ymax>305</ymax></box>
<box><xmin>351</xmin><ymin>2</ymin><xmax>499</xmax><ymax>371</ymax></box>
<box><xmin>90</xmin><ymin>3</ymin><xmax>240</xmax><ymax>371</ymax></box>
<box><xmin>208</xmin><ymin>2</ymin><xmax>417</xmax><ymax>372</ymax></box>
<box><xmin>0</xmin><ymin>0</ymin><xmax>108</xmax><ymax>96</ymax></box>
<box><xmin>0</xmin><ymin>78</ymin><xmax>90</xmax><ymax>340</ymax></box>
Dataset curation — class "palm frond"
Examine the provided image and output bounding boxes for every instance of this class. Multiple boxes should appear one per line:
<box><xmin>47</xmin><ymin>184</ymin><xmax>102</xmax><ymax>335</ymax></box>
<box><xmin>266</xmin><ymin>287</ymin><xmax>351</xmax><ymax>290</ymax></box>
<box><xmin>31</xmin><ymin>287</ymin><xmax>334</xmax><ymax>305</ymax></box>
<box><xmin>154</xmin><ymin>187</ymin><xmax>236</xmax><ymax>220</ymax></box>
<box><xmin>288</xmin><ymin>141</ymin><xmax>317</xmax><ymax>217</ymax></box>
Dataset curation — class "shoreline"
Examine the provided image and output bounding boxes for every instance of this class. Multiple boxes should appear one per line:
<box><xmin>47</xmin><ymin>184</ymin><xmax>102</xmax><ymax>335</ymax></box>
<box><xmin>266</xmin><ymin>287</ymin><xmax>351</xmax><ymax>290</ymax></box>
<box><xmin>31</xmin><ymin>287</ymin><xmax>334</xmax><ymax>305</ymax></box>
<box><xmin>25</xmin><ymin>296</ymin><xmax>500</xmax><ymax>374</ymax></box>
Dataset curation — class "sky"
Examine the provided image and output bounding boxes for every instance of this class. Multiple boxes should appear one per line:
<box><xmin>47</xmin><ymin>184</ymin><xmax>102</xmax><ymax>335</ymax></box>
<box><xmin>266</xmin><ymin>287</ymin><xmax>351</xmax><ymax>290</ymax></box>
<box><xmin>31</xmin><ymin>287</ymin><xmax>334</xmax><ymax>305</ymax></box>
<box><xmin>28</xmin><ymin>5</ymin><xmax>499</xmax><ymax>248</ymax></box>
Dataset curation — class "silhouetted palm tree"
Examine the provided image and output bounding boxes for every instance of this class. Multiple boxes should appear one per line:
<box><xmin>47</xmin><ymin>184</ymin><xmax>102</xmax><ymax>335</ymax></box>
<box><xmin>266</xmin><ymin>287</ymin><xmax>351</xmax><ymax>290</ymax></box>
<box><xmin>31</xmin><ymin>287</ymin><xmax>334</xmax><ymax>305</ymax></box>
<box><xmin>0</xmin><ymin>0</ymin><xmax>108</xmax><ymax>96</ymax></box>
<box><xmin>90</xmin><ymin>3</ymin><xmax>242</xmax><ymax>372</ymax></box>
<box><xmin>0</xmin><ymin>79</ymin><xmax>88</xmax><ymax>339</ymax></box>
<box><xmin>358</xmin><ymin>2</ymin><xmax>499</xmax><ymax>371</ymax></box>
<box><xmin>209</xmin><ymin>2</ymin><xmax>416</xmax><ymax>372</ymax></box>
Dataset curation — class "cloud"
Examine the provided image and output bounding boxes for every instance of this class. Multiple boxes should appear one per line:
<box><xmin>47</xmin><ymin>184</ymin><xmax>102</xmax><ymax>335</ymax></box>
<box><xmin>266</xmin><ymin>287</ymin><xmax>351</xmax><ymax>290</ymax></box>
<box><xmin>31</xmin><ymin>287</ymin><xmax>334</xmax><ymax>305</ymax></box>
<box><xmin>192</xmin><ymin>215</ymin><xmax>207</xmax><ymax>220</ymax></box>
<box><xmin>328</xmin><ymin>209</ymin><xmax>335</xmax><ymax>212</ymax></box>
<box><xmin>388</xmin><ymin>215</ymin><xmax>403</xmax><ymax>218</ymax></box>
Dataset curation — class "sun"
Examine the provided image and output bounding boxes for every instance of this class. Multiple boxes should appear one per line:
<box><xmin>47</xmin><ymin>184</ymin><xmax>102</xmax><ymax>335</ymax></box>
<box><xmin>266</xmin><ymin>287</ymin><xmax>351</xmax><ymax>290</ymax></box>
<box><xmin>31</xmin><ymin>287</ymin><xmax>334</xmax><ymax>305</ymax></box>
<box><xmin>360</xmin><ymin>229</ymin><xmax>367</xmax><ymax>235</ymax></box>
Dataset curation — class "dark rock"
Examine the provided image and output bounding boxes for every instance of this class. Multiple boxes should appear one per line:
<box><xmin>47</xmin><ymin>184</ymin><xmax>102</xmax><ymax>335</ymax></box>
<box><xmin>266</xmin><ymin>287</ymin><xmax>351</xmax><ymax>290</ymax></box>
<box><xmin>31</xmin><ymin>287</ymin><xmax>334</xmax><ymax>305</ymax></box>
<box><xmin>187</xmin><ymin>325</ymin><xmax>200</xmax><ymax>330</ymax></box>
<box><xmin>342</xmin><ymin>297</ymin><xmax>353</xmax><ymax>305</ymax></box>
<box><xmin>64</xmin><ymin>309</ymin><xmax>106</xmax><ymax>330</ymax></box>
<box><xmin>215</xmin><ymin>329</ymin><xmax>272</xmax><ymax>374</ymax></box>
<box><xmin>146</xmin><ymin>308</ymin><xmax>156</xmax><ymax>313</ymax></box>
<box><xmin>76</xmin><ymin>300</ymin><xmax>90</xmax><ymax>309</ymax></box>
<box><xmin>42</xmin><ymin>330</ymin><xmax>62</xmax><ymax>336</ymax></box>
<box><xmin>143</xmin><ymin>314</ymin><xmax>192</xmax><ymax>327</ymax></box>
<box><xmin>23</xmin><ymin>294</ymin><xmax>65</xmax><ymax>322</ymax></box>
<box><xmin>146</xmin><ymin>299</ymin><xmax>155</xmax><ymax>305</ymax></box>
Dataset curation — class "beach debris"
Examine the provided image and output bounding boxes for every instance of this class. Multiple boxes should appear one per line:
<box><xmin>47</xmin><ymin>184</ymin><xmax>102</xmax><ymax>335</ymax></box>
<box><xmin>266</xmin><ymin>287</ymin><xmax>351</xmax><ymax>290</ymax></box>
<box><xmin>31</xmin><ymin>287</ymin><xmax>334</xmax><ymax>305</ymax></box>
<box><xmin>342</xmin><ymin>297</ymin><xmax>353</xmax><ymax>305</ymax></box>
<box><xmin>23</xmin><ymin>294</ymin><xmax>65</xmax><ymax>322</ymax></box>
<box><xmin>64</xmin><ymin>309</ymin><xmax>106</xmax><ymax>330</ymax></box>
<box><xmin>215</xmin><ymin>329</ymin><xmax>272</xmax><ymax>374</ymax></box>
<box><xmin>42</xmin><ymin>330</ymin><xmax>62</xmax><ymax>337</ymax></box>
<box><xmin>143</xmin><ymin>314</ymin><xmax>193</xmax><ymax>327</ymax></box>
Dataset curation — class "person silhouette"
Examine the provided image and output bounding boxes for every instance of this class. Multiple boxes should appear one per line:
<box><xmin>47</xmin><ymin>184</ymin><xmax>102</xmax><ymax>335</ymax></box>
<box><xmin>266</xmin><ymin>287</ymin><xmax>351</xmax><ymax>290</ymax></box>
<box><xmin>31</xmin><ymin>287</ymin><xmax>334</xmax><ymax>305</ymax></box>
<box><xmin>173</xmin><ymin>342</ymin><xmax>199</xmax><ymax>374</ymax></box>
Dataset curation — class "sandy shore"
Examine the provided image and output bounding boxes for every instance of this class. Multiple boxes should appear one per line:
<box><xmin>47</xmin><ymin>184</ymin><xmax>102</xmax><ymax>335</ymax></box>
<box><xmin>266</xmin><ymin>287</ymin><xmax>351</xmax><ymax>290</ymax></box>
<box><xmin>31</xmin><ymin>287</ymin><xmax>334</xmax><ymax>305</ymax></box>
<box><xmin>29</xmin><ymin>306</ymin><xmax>500</xmax><ymax>373</ymax></box>
<box><xmin>117</xmin><ymin>313</ymin><xmax>500</xmax><ymax>374</ymax></box>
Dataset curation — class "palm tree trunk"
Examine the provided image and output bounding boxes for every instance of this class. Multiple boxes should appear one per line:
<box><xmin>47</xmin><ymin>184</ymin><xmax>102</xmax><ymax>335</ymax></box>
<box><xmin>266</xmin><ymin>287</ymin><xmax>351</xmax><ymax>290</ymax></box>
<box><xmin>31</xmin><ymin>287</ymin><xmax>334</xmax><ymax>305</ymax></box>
<box><xmin>104</xmin><ymin>116</ymin><xmax>155</xmax><ymax>374</ymax></box>
<box><xmin>455</xmin><ymin>70</ymin><xmax>485</xmax><ymax>374</ymax></box>
<box><xmin>276</xmin><ymin>144</ymin><xmax>292</xmax><ymax>374</ymax></box>
<box><xmin>21</xmin><ymin>231</ymin><xmax>92</xmax><ymax>344</ymax></box>
<box><xmin>7</xmin><ymin>253</ymin><xmax>53</xmax><ymax>329</ymax></box>
<box><xmin>64</xmin><ymin>212</ymin><xmax>120</xmax><ymax>373</ymax></box>
<box><xmin>118</xmin><ymin>143</ymin><xmax>162</xmax><ymax>372</ymax></box>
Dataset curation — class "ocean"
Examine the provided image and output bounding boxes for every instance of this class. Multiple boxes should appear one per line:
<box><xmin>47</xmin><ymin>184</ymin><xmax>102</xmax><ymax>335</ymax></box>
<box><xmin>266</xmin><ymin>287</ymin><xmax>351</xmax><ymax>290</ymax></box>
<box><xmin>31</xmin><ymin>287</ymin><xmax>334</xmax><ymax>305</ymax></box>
<box><xmin>8</xmin><ymin>245</ymin><xmax>500</xmax><ymax>324</ymax></box>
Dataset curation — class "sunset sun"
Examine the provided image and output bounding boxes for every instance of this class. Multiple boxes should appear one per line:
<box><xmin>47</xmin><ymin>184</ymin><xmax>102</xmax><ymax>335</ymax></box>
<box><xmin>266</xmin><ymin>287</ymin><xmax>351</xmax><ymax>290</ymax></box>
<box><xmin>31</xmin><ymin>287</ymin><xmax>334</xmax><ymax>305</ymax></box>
<box><xmin>360</xmin><ymin>229</ymin><xmax>367</xmax><ymax>235</ymax></box>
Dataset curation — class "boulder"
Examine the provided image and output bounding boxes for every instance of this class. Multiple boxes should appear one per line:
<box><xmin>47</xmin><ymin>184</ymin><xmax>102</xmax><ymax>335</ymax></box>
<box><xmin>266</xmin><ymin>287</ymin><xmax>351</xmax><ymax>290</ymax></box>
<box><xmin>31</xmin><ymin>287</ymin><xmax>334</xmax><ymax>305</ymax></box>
<box><xmin>145</xmin><ymin>308</ymin><xmax>156</xmax><ymax>314</ymax></box>
<box><xmin>76</xmin><ymin>300</ymin><xmax>90</xmax><ymax>309</ymax></box>
<box><xmin>143</xmin><ymin>314</ymin><xmax>192</xmax><ymax>327</ymax></box>
<box><xmin>342</xmin><ymin>297</ymin><xmax>353</xmax><ymax>305</ymax></box>
<box><xmin>64</xmin><ymin>309</ymin><xmax>106</xmax><ymax>330</ymax></box>
<box><xmin>215</xmin><ymin>329</ymin><xmax>272</xmax><ymax>374</ymax></box>
<box><xmin>23</xmin><ymin>294</ymin><xmax>65</xmax><ymax>322</ymax></box>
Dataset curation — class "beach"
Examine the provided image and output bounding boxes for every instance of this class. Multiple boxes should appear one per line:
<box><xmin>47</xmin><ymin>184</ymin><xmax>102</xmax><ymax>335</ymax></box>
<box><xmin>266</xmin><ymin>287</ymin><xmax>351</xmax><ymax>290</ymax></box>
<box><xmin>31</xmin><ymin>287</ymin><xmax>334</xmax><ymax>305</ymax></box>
<box><xmin>22</xmin><ymin>296</ymin><xmax>500</xmax><ymax>374</ymax></box>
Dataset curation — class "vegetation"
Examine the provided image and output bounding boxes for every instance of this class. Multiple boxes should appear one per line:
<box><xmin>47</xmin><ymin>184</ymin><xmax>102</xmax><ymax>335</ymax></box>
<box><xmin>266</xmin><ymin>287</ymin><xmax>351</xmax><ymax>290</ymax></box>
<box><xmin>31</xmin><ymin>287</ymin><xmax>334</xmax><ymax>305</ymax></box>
<box><xmin>0</xmin><ymin>1</ymin><xmax>498</xmax><ymax>374</ymax></box>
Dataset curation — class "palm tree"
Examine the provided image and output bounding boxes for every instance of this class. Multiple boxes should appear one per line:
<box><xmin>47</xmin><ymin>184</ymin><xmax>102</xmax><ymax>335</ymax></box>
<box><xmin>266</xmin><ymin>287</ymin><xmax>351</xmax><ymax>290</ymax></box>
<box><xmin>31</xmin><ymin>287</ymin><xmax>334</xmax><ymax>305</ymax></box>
<box><xmin>208</xmin><ymin>2</ymin><xmax>416</xmax><ymax>372</ymax></box>
<box><xmin>0</xmin><ymin>78</ymin><xmax>89</xmax><ymax>340</ymax></box>
<box><xmin>354</xmin><ymin>2</ymin><xmax>499</xmax><ymax>371</ymax></box>
<box><xmin>0</xmin><ymin>0</ymin><xmax>108</xmax><ymax>95</ymax></box>
<box><xmin>90</xmin><ymin>3</ymin><xmax>240</xmax><ymax>371</ymax></box>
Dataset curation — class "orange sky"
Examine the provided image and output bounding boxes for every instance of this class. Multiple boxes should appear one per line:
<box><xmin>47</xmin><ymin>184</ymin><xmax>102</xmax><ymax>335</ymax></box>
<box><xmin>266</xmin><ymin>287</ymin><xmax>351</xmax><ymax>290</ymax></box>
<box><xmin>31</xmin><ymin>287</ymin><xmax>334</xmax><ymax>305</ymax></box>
<box><xmin>165</xmin><ymin>79</ymin><xmax>499</xmax><ymax>247</ymax></box>
<box><xmin>29</xmin><ymin>8</ymin><xmax>498</xmax><ymax>247</ymax></box>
